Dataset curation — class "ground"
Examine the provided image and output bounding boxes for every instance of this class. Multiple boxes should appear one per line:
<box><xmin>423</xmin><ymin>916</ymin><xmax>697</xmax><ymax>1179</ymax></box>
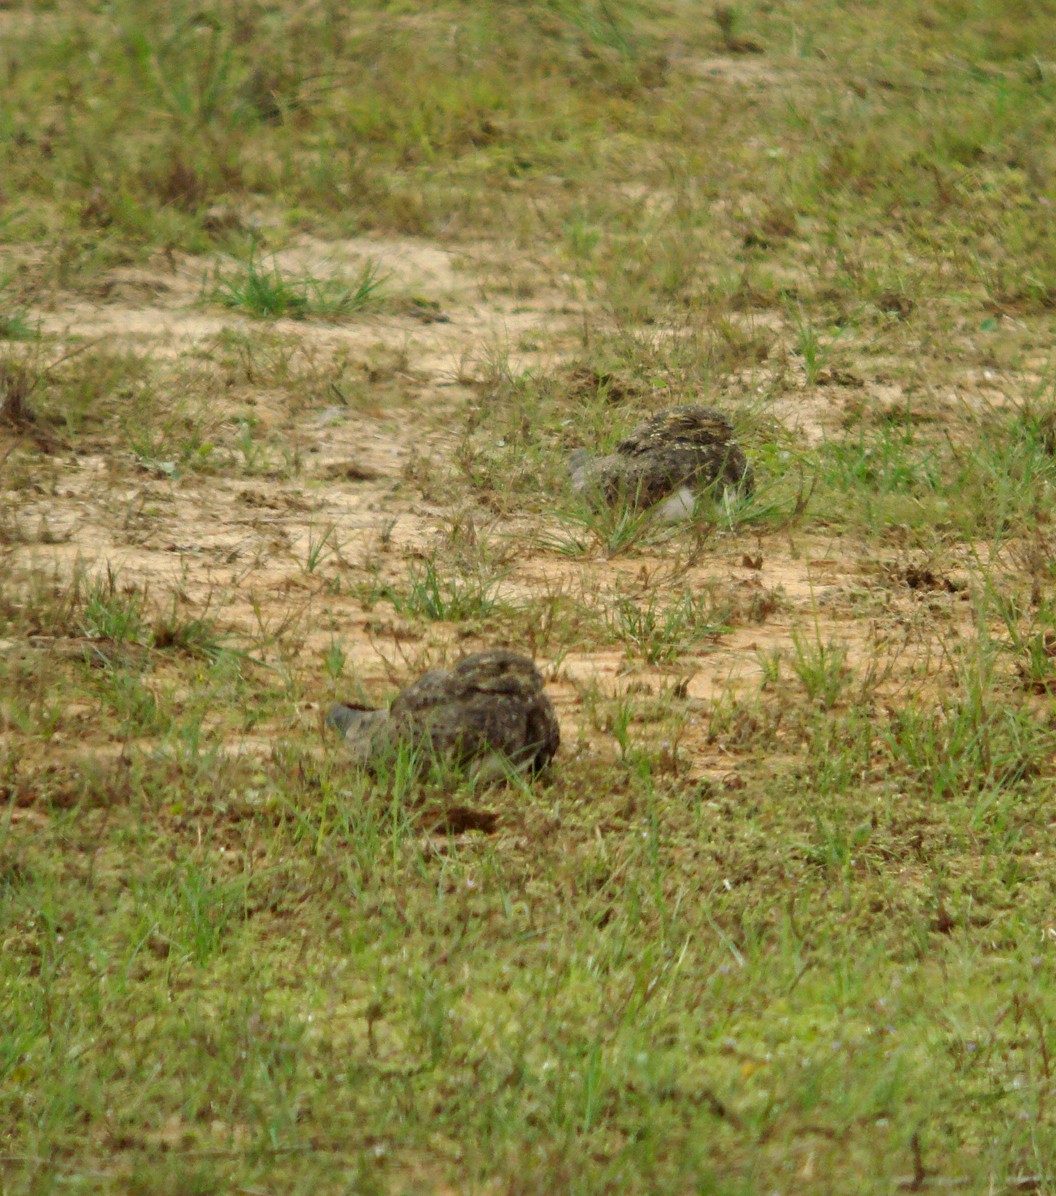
<box><xmin>4</xmin><ymin>2</ymin><xmax>1056</xmax><ymax>1192</ymax></box>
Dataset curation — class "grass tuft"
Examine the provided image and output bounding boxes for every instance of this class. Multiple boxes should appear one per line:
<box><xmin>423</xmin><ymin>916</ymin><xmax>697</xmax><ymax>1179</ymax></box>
<box><xmin>206</xmin><ymin>252</ymin><xmax>387</xmax><ymax>320</ymax></box>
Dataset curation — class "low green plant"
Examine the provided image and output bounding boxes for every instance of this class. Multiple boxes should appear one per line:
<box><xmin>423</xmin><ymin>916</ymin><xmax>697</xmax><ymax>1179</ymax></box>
<box><xmin>80</xmin><ymin>570</ymin><xmax>146</xmax><ymax>644</ymax></box>
<box><xmin>207</xmin><ymin>252</ymin><xmax>386</xmax><ymax>320</ymax></box>
<box><xmin>369</xmin><ymin>559</ymin><xmax>505</xmax><ymax>622</ymax></box>
<box><xmin>607</xmin><ymin>590</ymin><xmax>729</xmax><ymax>665</ymax></box>
<box><xmin>790</xmin><ymin>630</ymin><xmax>849</xmax><ymax>709</ymax></box>
<box><xmin>322</xmin><ymin>637</ymin><xmax>346</xmax><ymax>679</ymax></box>
<box><xmin>0</xmin><ymin>311</ymin><xmax>36</xmax><ymax>341</ymax></box>
<box><xmin>306</xmin><ymin>523</ymin><xmax>342</xmax><ymax>575</ymax></box>
<box><xmin>551</xmin><ymin>500</ymin><xmax>665</xmax><ymax>557</ymax></box>
<box><xmin>151</xmin><ymin>599</ymin><xmax>232</xmax><ymax>664</ymax></box>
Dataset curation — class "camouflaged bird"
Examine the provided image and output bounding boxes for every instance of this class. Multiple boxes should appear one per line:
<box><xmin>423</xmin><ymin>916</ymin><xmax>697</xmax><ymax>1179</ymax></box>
<box><xmin>569</xmin><ymin>405</ymin><xmax>752</xmax><ymax>521</ymax></box>
<box><xmin>325</xmin><ymin>648</ymin><xmax>560</xmax><ymax>778</ymax></box>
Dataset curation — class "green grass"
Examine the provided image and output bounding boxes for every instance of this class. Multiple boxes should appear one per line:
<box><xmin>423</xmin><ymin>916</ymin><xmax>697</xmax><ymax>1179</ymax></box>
<box><xmin>0</xmin><ymin>310</ymin><xmax>36</xmax><ymax>341</ymax></box>
<box><xmin>6</xmin><ymin>0</ymin><xmax>1056</xmax><ymax>1192</ymax></box>
<box><xmin>7</xmin><ymin>656</ymin><xmax>1056</xmax><ymax>1191</ymax></box>
<box><xmin>606</xmin><ymin>589</ymin><xmax>731</xmax><ymax>665</ymax></box>
<box><xmin>363</xmin><ymin>558</ymin><xmax>506</xmax><ymax>623</ymax></box>
<box><xmin>207</xmin><ymin>252</ymin><xmax>387</xmax><ymax>320</ymax></box>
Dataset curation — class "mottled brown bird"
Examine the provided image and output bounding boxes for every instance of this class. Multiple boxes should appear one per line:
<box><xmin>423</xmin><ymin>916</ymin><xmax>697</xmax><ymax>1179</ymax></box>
<box><xmin>326</xmin><ymin>648</ymin><xmax>560</xmax><ymax>778</ymax></box>
<box><xmin>570</xmin><ymin>405</ymin><xmax>752</xmax><ymax>519</ymax></box>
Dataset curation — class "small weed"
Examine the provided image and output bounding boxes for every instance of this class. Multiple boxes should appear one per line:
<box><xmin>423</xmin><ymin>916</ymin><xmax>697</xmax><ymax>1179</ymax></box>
<box><xmin>81</xmin><ymin>571</ymin><xmax>146</xmax><ymax>644</ymax></box>
<box><xmin>151</xmin><ymin>600</ymin><xmax>231</xmax><ymax>664</ymax></box>
<box><xmin>173</xmin><ymin>862</ymin><xmax>246</xmax><ymax>966</ymax></box>
<box><xmin>234</xmin><ymin>418</ymin><xmax>266</xmax><ymax>471</ymax></box>
<box><xmin>96</xmin><ymin>670</ymin><xmax>166</xmax><ymax>735</ymax></box>
<box><xmin>806</xmin><ymin>809</ymin><xmax>873</xmax><ymax>878</ymax></box>
<box><xmin>306</xmin><ymin>524</ymin><xmax>342</xmax><ymax>575</ymax></box>
<box><xmin>323</xmin><ymin>637</ymin><xmax>346</xmax><ymax>679</ymax></box>
<box><xmin>606</xmin><ymin>692</ymin><xmax>635</xmax><ymax>758</ymax></box>
<box><xmin>757</xmin><ymin>646</ymin><xmax>782</xmax><ymax>687</ymax></box>
<box><xmin>0</xmin><ymin>312</ymin><xmax>36</xmax><ymax>341</ymax></box>
<box><xmin>790</xmin><ymin>630</ymin><xmax>848</xmax><ymax>709</ymax></box>
<box><xmin>787</xmin><ymin>303</ymin><xmax>847</xmax><ymax>386</ymax></box>
<box><xmin>370</xmin><ymin>559</ymin><xmax>504</xmax><ymax>623</ymax></box>
<box><xmin>207</xmin><ymin>252</ymin><xmax>386</xmax><ymax>320</ymax></box>
<box><xmin>552</xmin><ymin>501</ymin><xmax>661</xmax><ymax>557</ymax></box>
<box><xmin>607</xmin><ymin>590</ymin><xmax>730</xmax><ymax>665</ymax></box>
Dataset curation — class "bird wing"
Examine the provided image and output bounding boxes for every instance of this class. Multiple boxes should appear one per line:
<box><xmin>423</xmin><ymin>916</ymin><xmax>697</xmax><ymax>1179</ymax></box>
<box><xmin>389</xmin><ymin>653</ymin><xmax>555</xmax><ymax>767</ymax></box>
<box><xmin>617</xmin><ymin>406</ymin><xmax>734</xmax><ymax>456</ymax></box>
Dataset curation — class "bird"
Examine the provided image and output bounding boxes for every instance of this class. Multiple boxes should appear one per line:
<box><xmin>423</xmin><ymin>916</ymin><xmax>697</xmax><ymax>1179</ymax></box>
<box><xmin>569</xmin><ymin>405</ymin><xmax>752</xmax><ymax>521</ymax></box>
<box><xmin>326</xmin><ymin>648</ymin><xmax>560</xmax><ymax>778</ymax></box>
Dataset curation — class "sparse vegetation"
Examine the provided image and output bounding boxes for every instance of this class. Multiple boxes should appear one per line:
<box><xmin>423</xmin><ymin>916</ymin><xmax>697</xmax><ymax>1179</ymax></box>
<box><xmin>4</xmin><ymin>1</ymin><xmax>1056</xmax><ymax>1192</ymax></box>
